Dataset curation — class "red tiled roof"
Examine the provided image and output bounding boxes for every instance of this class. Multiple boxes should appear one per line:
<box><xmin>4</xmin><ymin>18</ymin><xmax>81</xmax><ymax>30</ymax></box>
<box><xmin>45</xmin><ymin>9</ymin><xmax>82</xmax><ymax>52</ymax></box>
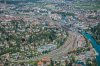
<box><xmin>42</xmin><ymin>57</ymin><xmax>50</xmax><ymax>62</ymax></box>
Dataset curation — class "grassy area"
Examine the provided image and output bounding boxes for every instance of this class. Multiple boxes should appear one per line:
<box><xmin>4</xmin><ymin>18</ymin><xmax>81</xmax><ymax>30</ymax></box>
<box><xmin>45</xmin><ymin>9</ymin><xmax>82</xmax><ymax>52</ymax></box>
<box><xmin>52</xmin><ymin>11</ymin><xmax>75</xmax><ymax>16</ymax></box>
<box><xmin>74</xmin><ymin>2</ymin><xmax>100</xmax><ymax>10</ymax></box>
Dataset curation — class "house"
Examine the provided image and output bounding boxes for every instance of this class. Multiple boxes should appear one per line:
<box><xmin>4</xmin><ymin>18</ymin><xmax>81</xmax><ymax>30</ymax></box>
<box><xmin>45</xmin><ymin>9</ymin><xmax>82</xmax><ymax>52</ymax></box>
<box><xmin>0</xmin><ymin>64</ymin><xmax>3</xmax><ymax>66</ymax></box>
<box><xmin>77</xmin><ymin>36</ymin><xmax>85</xmax><ymax>47</ymax></box>
<box><xmin>0</xmin><ymin>63</ymin><xmax>3</xmax><ymax>66</ymax></box>
<box><xmin>42</xmin><ymin>57</ymin><xmax>50</xmax><ymax>66</ymax></box>
<box><xmin>37</xmin><ymin>61</ymin><xmax>43</xmax><ymax>66</ymax></box>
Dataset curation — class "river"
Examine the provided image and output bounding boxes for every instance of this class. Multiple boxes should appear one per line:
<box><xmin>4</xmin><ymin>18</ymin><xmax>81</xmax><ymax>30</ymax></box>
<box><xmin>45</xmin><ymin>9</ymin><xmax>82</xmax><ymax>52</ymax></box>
<box><xmin>61</xmin><ymin>13</ymin><xmax>100</xmax><ymax>66</ymax></box>
<box><xmin>82</xmin><ymin>31</ymin><xmax>100</xmax><ymax>66</ymax></box>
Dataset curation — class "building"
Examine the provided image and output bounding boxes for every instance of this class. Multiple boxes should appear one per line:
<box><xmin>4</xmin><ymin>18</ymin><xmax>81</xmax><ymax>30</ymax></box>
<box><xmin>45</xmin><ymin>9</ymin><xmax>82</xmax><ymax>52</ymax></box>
<box><xmin>0</xmin><ymin>63</ymin><xmax>3</xmax><ymax>66</ymax></box>
<box><xmin>37</xmin><ymin>57</ymin><xmax>50</xmax><ymax>66</ymax></box>
<box><xmin>37</xmin><ymin>61</ymin><xmax>43</xmax><ymax>66</ymax></box>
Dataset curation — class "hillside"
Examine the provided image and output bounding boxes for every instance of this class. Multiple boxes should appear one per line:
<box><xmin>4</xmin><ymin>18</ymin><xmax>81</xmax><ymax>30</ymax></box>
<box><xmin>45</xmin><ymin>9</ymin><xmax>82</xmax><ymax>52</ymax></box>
<box><xmin>90</xmin><ymin>23</ymin><xmax>100</xmax><ymax>44</ymax></box>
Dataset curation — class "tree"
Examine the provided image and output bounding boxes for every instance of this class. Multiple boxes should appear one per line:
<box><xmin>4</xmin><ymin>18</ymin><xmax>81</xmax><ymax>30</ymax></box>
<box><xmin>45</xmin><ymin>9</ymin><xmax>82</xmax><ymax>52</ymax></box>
<box><xmin>65</xmin><ymin>60</ymin><xmax>68</xmax><ymax>66</ymax></box>
<box><xmin>4</xmin><ymin>59</ymin><xmax>10</xmax><ymax>66</ymax></box>
<box><xmin>50</xmin><ymin>58</ymin><xmax>54</xmax><ymax>66</ymax></box>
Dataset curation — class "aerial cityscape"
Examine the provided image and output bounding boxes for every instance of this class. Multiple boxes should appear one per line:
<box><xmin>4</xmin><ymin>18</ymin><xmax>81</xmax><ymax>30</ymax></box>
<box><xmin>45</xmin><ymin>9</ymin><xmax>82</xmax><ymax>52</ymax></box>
<box><xmin>0</xmin><ymin>0</ymin><xmax>100</xmax><ymax>66</ymax></box>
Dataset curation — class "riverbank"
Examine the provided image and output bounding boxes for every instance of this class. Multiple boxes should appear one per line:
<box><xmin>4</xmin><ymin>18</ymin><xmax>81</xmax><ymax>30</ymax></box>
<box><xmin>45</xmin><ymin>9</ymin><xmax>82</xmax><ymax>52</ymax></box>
<box><xmin>81</xmin><ymin>31</ymin><xmax>100</xmax><ymax>66</ymax></box>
